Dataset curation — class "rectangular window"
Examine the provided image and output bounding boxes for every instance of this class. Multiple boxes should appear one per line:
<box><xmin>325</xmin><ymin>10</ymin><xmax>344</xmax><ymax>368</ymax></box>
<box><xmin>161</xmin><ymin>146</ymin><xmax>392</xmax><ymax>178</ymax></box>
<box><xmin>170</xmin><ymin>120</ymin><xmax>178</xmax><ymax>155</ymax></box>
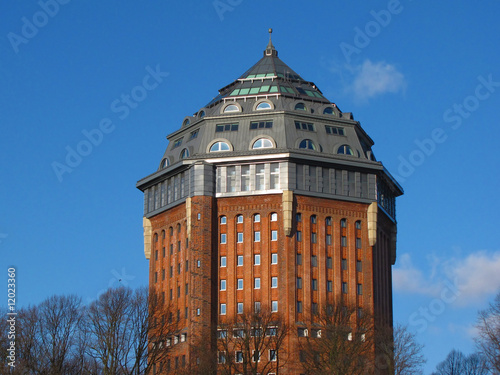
<box><xmin>237</xmin><ymin>255</ymin><xmax>243</xmax><ymax>266</ymax></box>
<box><xmin>250</xmin><ymin>120</ymin><xmax>273</xmax><ymax>129</ymax></box>
<box><xmin>185</xmin><ymin>283</ymin><xmax>189</xmax><ymax>295</ymax></box>
<box><xmin>254</xmin><ymin>278</ymin><xmax>261</xmax><ymax>289</ymax></box>
<box><xmin>271</xmin><ymin>230</ymin><xmax>278</xmax><ymax>241</ymax></box>
<box><xmin>218</xmin><ymin>351</ymin><xmax>226</xmax><ymax>364</ymax></box>
<box><xmin>297</xmin><ymin>277</ymin><xmax>302</xmax><ymax>289</ymax></box>
<box><xmin>226</xmin><ymin>166</ymin><xmax>236</xmax><ymax>192</ymax></box>
<box><xmin>297</xmin><ymin>301</ymin><xmax>303</xmax><ymax>313</ymax></box>
<box><xmin>356</xmin><ymin>238</ymin><xmax>362</xmax><ymax>249</ymax></box>
<box><xmin>297</xmin><ymin>253</ymin><xmax>302</xmax><ymax>265</ymax></box>
<box><xmin>155</xmin><ymin>250</ymin><xmax>158</xmax><ymax>261</ymax></box>
<box><xmin>341</xmin><ymin>258</ymin><xmax>347</xmax><ymax>270</ymax></box>
<box><xmin>237</xmin><ymin>278</ymin><xmax>243</xmax><ymax>290</ymax></box>
<box><xmin>312</xmin><ymin>302</ymin><xmax>318</xmax><ymax>315</ymax></box>
<box><xmin>325</xmin><ymin>125</ymin><xmax>345</xmax><ymax>136</ymax></box>
<box><xmin>237</xmin><ymin>232</ymin><xmax>243</xmax><ymax>243</ymax></box>
<box><xmin>296</xmin><ymin>231</ymin><xmax>302</xmax><ymax>242</ymax></box>
<box><xmin>270</xmin><ymin>163</ymin><xmax>279</xmax><ymax>189</ymax></box>
<box><xmin>189</xmin><ymin>129</ymin><xmax>199</xmax><ymax>140</ymax></box>
<box><xmin>270</xmin><ymin>349</ymin><xmax>277</xmax><ymax>361</ymax></box>
<box><xmin>162</xmin><ymin>268</ymin><xmax>165</xmax><ymax>280</ymax></box>
<box><xmin>312</xmin><ymin>278</ymin><xmax>317</xmax><ymax>291</ymax></box>
<box><xmin>220</xmin><ymin>216</ymin><xmax>227</xmax><ymax>224</ymax></box>
<box><xmin>177</xmin><ymin>263</ymin><xmax>181</xmax><ymax>274</ymax></box>
<box><xmin>220</xmin><ymin>280</ymin><xmax>226</xmax><ymax>291</ymax></box>
<box><xmin>237</xmin><ymin>302</ymin><xmax>243</xmax><ymax>314</ymax></box>
<box><xmin>216</xmin><ymin>123</ymin><xmax>238</xmax><ymax>132</ymax></box>
<box><xmin>169</xmin><ymin>266</ymin><xmax>173</xmax><ymax>278</ymax></box>
<box><xmin>311</xmin><ymin>232</ymin><xmax>317</xmax><ymax>243</ymax></box>
<box><xmin>326</xmin><ymin>217</ymin><xmax>332</xmax><ymax>226</ymax></box>
<box><xmin>357</xmin><ymin>260</ymin><xmax>362</xmax><ymax>272</ymax></box>
<box><xmin>220</xmin><ymin>304</ymin><xmax>226</xmax><ymax>315</ymax></box>
<box><xmin>254</xmin><ymin>231</ymin><xmax>261</xmax><ymax>242</ymax></box>
<box><xmin>271</xmin><ymin>253</ymin><xmax>278</xmax><ymax>264</ymax></box>
<box><xmin>326</xmin><ymin>234</ymin><xmax>332</xmax><ymax>245</ymax></box>
<box><xmin>341</xmin><ymin>236</ymin><xmax>347</xmax><ymax>247</ymax></box>
<box><xmin>254</xmin><ymin>254</ymin><xmax>261</xmax><ymax>265</ymax></box>
<box><xmin>170</xmin><ymin>244</ymin><xmax>173</xmax><ymax>255</ymax></box>
<box><xmin>177</xmin><ymin>240</ymin><xmax>181</xmax><ymax>252</ymax></box>
<box><xmin>311</xmin><ymin>255</ymin><xmax>317</xmax><ymax>267</ymax></box>
<box><xmin>197</xmin><ymin>260</ymin><xmax>201</xmax><ymax>268</ymax></box>
<box><xmin>295</xmin><ymin>121</ymin><xmax>315</xmax><ymax>131</ymax></box>
<box><xmin>221</xmin><ymin>233</ymin><xmax>227</xmax><ymax>244</ymax></box>
<box><xmin>271</xmin><ymin>277</ymin><xmax>278</xmax><ymax>288</ymax></box>
<box><xmin>255</xmin><ymin>164</ymin><xmax>265</xmax><ymax>190</ymax></box>
<box><xmin>298</xmin><ymin>327</ymin><xmax>307</xmax><ymax>337</ymax></box>
<box><xmin>197</xmin><ymin>308</ymin><xmax>201</xmax><ymax>316</ymax></box>
<box><xmin>255</xmin><ymin>301</ymin><xmax>261</xmax><ymax>313</ymax></box>
<box><xmin>220</xmin><ymin>256</ymin><xmax>226</xmax><ymax>267</ymax></box>
<box><xmin>327</xmin><ymin>257</ymin><xmax>332</xmax><ymax>269</ymax></box>
<box><xmin>327</xmin><ymin>280</ymin><xmax>332</xmax><ymax>292</ymax></box>
<box><xmin>177</xmin><ymin>286</ymin><xmax>180</xmax><ymax>298</ymax></box>
<box><xmin>154</xmin><ymin>272</ymin><xmax>157</xmax><ymax>283</ymax></box>
<box><xmin>342</xmin><ymin>282</ymin><xmax>348</xmax><ymax>294</ymax></box>
<box><xmin>172</xmin><ymin>137</ymin><xmax>183</xmax><ymax>148</ymax></box>
<box><xmin>271</xmin><ymin>213</ymin><xmax>278</xmax><ymax>221</ymax></box>
<box><xmin>296</xmin><ymin>213</ymin><xmax>302</xmax><ymax>222</ymax></box>
<box><xmin>271</xmin><ymin>300</ymin><xmax>278</xmax><ymax>312</ymax></box>
<box><xmin>237</xmin><ymin>215</ymin><xmax>244</xmax><ymax>223</ymax></box>
<box><xmin>241</xmin><ymin>165</ymin><xmax>250</xmax><ymax>191</ymax></box>
<box><xmin>357</xmin><ymin>284</ymin><xmax>363</xmax><ymax>295</ymax></box>
<box><xmin>252</xmin><ymin>350</ymin><xmax>260</xmax><ymax>363</ymax></box>
<box><xmin>254</xmin><ymin>214</ymin><xmax>261</xmax><ymax>222</ymax></box>
<box><xmin>235</xmin><ymin>351</ymin><xmax>243</xmax><ymax>363</ymax></box>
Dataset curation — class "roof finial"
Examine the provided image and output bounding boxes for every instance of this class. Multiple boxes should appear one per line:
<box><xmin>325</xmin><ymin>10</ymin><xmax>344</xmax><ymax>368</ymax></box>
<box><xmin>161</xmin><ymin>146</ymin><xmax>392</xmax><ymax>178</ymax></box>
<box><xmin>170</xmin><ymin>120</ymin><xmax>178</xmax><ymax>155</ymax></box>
<box><xmin>265</xmin><ymin>28</ymin><xmax>277</xmax><ymax>57</ymax></box>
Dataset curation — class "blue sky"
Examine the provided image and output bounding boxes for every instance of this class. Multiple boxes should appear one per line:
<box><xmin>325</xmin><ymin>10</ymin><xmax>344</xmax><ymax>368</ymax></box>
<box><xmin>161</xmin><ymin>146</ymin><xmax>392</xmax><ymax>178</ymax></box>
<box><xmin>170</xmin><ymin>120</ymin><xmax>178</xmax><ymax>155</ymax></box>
<box><xmin>1</xmin><ymin>1</ymin><xmax>499</xmax><ymax>373</ymax></box>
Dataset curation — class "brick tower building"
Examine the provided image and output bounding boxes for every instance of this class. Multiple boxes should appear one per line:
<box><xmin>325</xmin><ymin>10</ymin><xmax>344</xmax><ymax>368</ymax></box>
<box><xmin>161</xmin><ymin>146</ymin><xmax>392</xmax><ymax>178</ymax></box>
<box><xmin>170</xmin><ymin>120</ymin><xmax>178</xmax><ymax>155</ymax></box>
<box><xmin>137</xmin><ymin>31</ymin><xmax>403</xmax><ymax>374</ymax></box>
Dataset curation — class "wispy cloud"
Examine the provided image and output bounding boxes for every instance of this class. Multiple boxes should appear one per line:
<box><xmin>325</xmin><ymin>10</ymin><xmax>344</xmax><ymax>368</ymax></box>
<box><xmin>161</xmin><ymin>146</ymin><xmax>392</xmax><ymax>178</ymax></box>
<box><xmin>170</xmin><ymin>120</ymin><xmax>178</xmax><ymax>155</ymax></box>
<box><xmin>394</xmin><ymin>250</ymin><xmax>500</xmax><ymax>307</ymax></box>
<box><xmin>349</xmin><ymin>60</ymin><xmax>406</xmax><ymax>100</ymax></box>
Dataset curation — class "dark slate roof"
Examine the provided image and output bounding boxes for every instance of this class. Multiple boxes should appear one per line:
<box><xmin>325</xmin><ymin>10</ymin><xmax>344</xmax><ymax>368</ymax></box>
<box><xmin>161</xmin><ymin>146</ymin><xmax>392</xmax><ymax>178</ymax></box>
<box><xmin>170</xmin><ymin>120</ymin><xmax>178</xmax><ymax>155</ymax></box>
<box><xmin>205</xmin><ymin>34</ymin><xmax>330</xmax><ymax>108</ymax></box>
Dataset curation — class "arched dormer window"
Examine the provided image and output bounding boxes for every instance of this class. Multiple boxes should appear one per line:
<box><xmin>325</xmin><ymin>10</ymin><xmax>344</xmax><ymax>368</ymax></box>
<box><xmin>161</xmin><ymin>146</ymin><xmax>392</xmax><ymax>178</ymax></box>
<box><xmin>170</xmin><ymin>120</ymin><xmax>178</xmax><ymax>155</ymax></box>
<box><xmin>210</xmin><ymin>141</ymin><xmax>230</xmax><ymax>152</ymax></box>
<box><xmin>337</xmin><ymin>144</ymin><xmax>354</xmax><ymax>155</ymax></box>
<box><xmin>299</xmin><ymin>139</ymin><xmax>316</xmax><ymax>150</ymax></box>
<box><xmin>198</xmin><ymin>110</ymin><xmax>206</xmax><ymax>118</ymax></box>
<box><xmin>323</xmin><ymin>107</ymin><xmax>335</xmax><ymax>115</ymax></box>
<box><xmin>180</xmin><ymin>148</ymin><xmax>190</xmax><ymax>159</ymax></box>
<box><xmin>256</xmin><ymin>102</ymin><xmax>272</xmax><ymax>110</ymax></box>
<box><xmin>182</xmin><ymin>119</ymin><xmax>190</xmax><ymax>127</ymax></box>
<box><xmin>160</xmin><ymin>158</ymin><xmax>169</xmax><ymax>169</ymax></box>
<box><xmin>223</xmin><ymin>104</ymin><xmax>240</xmax><ymax>113</ymax></box>
<box><xmin>295</xmin><ymin>103</ymin><xmax>306</xmax><ymax>111</ymax></box>
<box><xmin>252</xmin><ymin>138</ymin><xmax>274</xmax><ymax>149</ymax></box>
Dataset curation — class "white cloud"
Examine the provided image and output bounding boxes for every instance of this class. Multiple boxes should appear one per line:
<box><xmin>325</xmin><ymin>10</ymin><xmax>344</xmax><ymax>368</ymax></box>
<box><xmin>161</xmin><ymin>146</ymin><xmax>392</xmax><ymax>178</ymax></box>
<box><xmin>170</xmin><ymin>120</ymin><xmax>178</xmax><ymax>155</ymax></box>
<box><xmin>349</xmin><ymin>60</ymin><xmax>406</xmax><ymax>100</ymax></box>
<box><xmin>393</xmin><ymin>250</ymin><xmax>500</xmax><ymax>307</ymax></box>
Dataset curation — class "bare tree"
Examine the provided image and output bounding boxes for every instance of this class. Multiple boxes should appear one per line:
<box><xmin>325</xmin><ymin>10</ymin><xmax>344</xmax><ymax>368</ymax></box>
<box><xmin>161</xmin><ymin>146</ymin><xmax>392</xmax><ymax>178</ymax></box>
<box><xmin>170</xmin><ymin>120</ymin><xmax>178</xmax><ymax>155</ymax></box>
<box><xmin>432</xmin><ymin>349</ymin><xmax>490</xmax><ymax>375</ymax></box>
<box><xmin>375</xmin><ymin>323</ymin><xmax>426</xmax><ymax>375</ymax></box>
<box><xmin>299</xmin><ymin>303</ymin><xmax>374</xmax><ymax>375</ymax></box>
<box><xmin>463</xmin><ymin>353</ymin><xmax>489</xmax><ymax>375</ymax></box>
<box><xmin>475</xmin><ymin>292</ymin><xmax>500</xmax><ymax>373</ymax></box>
<box><xmin>216</xmin><ymin>309</ymin><xmax>289</xmax><ymax>375</ymax></box>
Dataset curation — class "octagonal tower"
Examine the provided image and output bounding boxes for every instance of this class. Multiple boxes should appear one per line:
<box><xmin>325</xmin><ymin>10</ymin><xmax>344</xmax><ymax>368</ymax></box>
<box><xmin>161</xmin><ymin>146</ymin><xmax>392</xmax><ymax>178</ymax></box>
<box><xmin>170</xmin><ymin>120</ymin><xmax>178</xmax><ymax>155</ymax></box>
<box><xmin>137</xmin><ymin>31</ymin><xmax>403</xmax><ymax>374</ymax></box>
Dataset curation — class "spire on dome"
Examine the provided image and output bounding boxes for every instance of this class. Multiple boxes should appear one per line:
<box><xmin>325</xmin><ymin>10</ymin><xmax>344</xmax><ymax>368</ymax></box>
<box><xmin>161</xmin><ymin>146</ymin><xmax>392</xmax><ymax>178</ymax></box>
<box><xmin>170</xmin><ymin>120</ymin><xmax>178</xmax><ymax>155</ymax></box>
<box><xmin>264</xmin><ymin>28</ymin><xmax>278</xmax><ymax>57</ymax></box>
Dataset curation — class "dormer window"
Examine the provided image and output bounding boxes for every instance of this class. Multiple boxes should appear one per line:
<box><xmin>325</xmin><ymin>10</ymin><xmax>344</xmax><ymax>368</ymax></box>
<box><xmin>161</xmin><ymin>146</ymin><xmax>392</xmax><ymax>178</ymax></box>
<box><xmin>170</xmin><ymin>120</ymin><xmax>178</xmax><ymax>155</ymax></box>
<box><xmin>256</xmin><ymin>102</ymin><xmax>272</xmax><ymax>110</ymax></box>
<box><xmin>172</xmin><ymin>138</ymin><xmax>183</xmax><ymax>149</ymax></box>
<box><xmin>337</xmin><ymin>145</ymin><xmax>354</xmax><ymax>155</ymax></box>
<box><xmin>299</xmin><ymin>139</ymin><xmax>316</xmax><ymax>150</ymax></box>
<box><xmin>295</xmin><ymin>103</ymin><xmax>306</xmax><ymax>111</ymax></box>
<box><xmin>182</xmin><ymin>119</ymin><xmax>190</xmax><ymax>127</ymax></box>
<box><xmin>252</xmin><ymin>138</ymin><xmax>273</xmax><ymax>149</ymax></box>
<box><xmin>180</xmin><ymin>149</ymin><xmax>189</xmax><ymax>159</ymax></box>
<box><xmin>198</xmin><ymin>110</ymin><xmax>206</xmax><ymax>118</ymax></box>
<box><xmin>160</xmin><ymin>158</ymin><xmax>169</xmax><ymax>169</ymax></box>
<box><xmin>210</xmin><ymin>141</ymin><xmax>231</xmax><ymax>152</ymax></box>
<box><xmin>323</xmin><ymin>107</ymin><xmax>335</xmax><ymax>115</ymax></box>
<box><xmin>223</xmin><ymin>104</ymin><xmax>239</xmax><ymax>113</ymax></box>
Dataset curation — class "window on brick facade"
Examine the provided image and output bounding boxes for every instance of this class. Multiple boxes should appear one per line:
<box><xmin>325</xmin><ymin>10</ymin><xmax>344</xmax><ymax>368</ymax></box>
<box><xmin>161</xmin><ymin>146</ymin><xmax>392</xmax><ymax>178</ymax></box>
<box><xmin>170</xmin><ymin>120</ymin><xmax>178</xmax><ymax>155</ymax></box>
<box><xmin>218</xmin><ymin>351</ymin><xmax>226</xmax><ymax>364</ymax></box>
<box><xmin>356</xmin><ymin>238</ymin><xmax>362</xmax><ymax>249</ymax></box>
<box><xmin>271</xmin><ymin>277</ymin><xmax>278</xmax><ymax>288</ymax></box>
<box><xmin>254</xmin><ymin>254</ymin><xmax>260</xmax><ymax>265</ymax></box>
<box><xmin>254</xmin><ymin>214</ymin><xmax>260</xmax><ymax>222</ymax></box>
<box><xmin>221</xmin><ymin>234</ymin><xmax>226</xmax><ymax>244</ymax></box>
<box><xmin>237</xmin><ymin>302</ymin><xmax>243</xmax><ymax>314</ymax></box>
<box><xmin>311</xmin><ymin>255</ymin><xmax>317</xmax><ymax>267</ymax></box>
<box><xmin>254</xmin><ymin>278</ymin><xmax>261</xmax><ymax>289</ymax></box>
<box><xmin>235</xmin><ymin>351</ymin><xmax>243</xmax><ymax>363</ymax></box>
<box><xmin>357</xmin><ymin>284</ymin><xmax>363</xmax><ymax>295</ymax></box>
<box><xmin>220</xmin><ymin>256</ymin><xmax>226</xmax><ymax>267</ymax></box>
<box><xmin>155</xmin><ymin>250</ymin><xmax>158</xmax><ymax>261</ymax></box>
<box><xmin>220</xmin><ymin>216</ymin><xmax>227</xmax><ymax>224</ymax></box>
<box><xmin>311</xmin><ymin>215</ymin><xmax>317</xmax><ymax>224</ymax></box>
<box><xmin>237</xmin><ymin>214</ymin><xmax>244</xmax><ymax>223</ymax></box>
<box><xmin>220</xmin><ymin>304</ymin><xmax>226</xmax><ymax>315</ymax></box>
<box><xmin>341</xmin><ymin>259</ymin><xmax>347</xmax><ymax>270</ymax></box>
<box><xmin>271</xmin><ymin>213</ymin><xmax>278</xmax><ymax>221</ymax></box>
<box><xmin>220</xmin><ymin>280</ymin><xmax>226</xmax><ymax>291</ymax></box>
<box><xmin>296</xmin><ymin>213</ymin><xmax>302</xmax><ymax>222</ymax></box>
<box><xmin>326</xmin><ymin>217</ymin><xmax>332</xmax><ymax>226</ymax></box>
<box><xmin>327</xmin><ymin>280</ymin><xmax>332</xmax><ymax>292</ymax></box>
<box><xmin>237</xmin><ymin>255</ymin><xmax>243</xmax><ymax>266</ymax></box>
<box><xmin>254</xmin><ymin>231</ymin><xmax>261</xmax><ymax>242</ymax></box>
<box><xmin>237</xmin><ymin>278</ymin><xmax>243</xmax><ymax>290</ymax></box>
<box><xmin>296</xmin><ymin>231</ymin><xmax>302</xmax><ymax>241</ymax></box>
<box><xmin>312</xmin><ymin>278</ymin><xmax>317</xmax><ymax>291</ymax></box>
<box><xmin>255</xmin><ymin>302</ymin><xmax>261</xmax><ymax>313</ymax></box>
<box><xmin>271</xmin><ymin>253</ymin><xmax>278</xmax><ymax>264</ymax></box>
<box><xmin>271</xmin><ymin>300</ymin><xmax>278</xmax><ymax>312</ymax></box>
<box><xmin>297</xmin><ymin>253</ymin><xmax>302</xmax><ymax>265</ymax></box>
<box><xmin>271</xmin><ymin>230</ymin><xmax>278</xmax><ymax>241</ymax></box>
<box><xmin>341</xmin><ymin>218</ymin><xmax>347</xmax><ymax>228</ymax></box>
<box><xmin>326</xmin><ymin>234</ymin><xmax>332</xmax><ymax>245</ymax></box>
<box><xmin>327</xmin><ymin>257</ymin><xmax>332</xmax><ymax>269</ymax></box>
<box><xmin>357</xmin><ymin>260</ymin><xmax>362</xmax><ymax>272</ymax></box>
<box><xmin>297</xmin><ymin>277</ymin><xmax>302</xmax><ymax>289</ymax></box>
<box><xmin>342</xmin><ymin>282</ymin><xmax>348</xmax><ymax>294</ymax></box>
<box><xmin>312</xmin><ymin>302</ymin><xmax>318</xmax><ymax>315</ymax></box>
<box><xmin>270</xmin><ymin>349</ymin><xmax>277</xmax><ymax>361</ymax></box>
<box><xmin>311</xmin><ymin>232</ymin><xmax>317</xmax><ymax>243</ymax></box>
<box><xmin>297</xmin><ymin>301</ymin><xmax>303</xmax><ymax>313</ymax></box>
<box><xmin>341</xmin><ymin>236</ymin><xmax>347</xmax><ymax>247</ymax></box>
<box><xmin>355</xmin><ymin>220</ymin><xmax>361</xmax><ymax>229</ymax></box>
<box><xmin>237</xmin><ymin>232</ymin><xmax>243</xmax><ymax>243</ymax></box>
